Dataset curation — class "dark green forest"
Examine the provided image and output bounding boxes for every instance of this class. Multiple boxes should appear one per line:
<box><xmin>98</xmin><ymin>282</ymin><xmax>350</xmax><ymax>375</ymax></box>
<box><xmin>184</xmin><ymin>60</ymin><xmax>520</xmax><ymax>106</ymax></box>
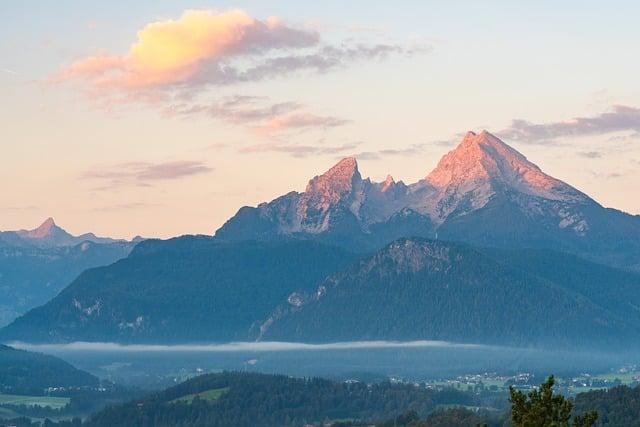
<box><xmin>262</xmin><ymin>239</ymin><xmax>640</xmax><ymax>348</ymax></box>
<box><xmin>0</xmin><ymin>345</ymin><xmax>98</xmax><ymax>395</ymax></box>
<box><xmin>5</xmin><ymin>372</ymin><xmax>640</xmax><ymax>426</ymax></box>
<box><xmin>0</xmin><ymin>237</ymin><xmax>357</xmax><ymax>343</ymax></box>
<box><xmin>84</xmin><ymin>371</ymin><xmax>474</xmax><ymax>427</ymax></box>
<box><xmin>5</xmin><ymin>236</ymin><xmax>640</xmax><ymax>348</ymax></box>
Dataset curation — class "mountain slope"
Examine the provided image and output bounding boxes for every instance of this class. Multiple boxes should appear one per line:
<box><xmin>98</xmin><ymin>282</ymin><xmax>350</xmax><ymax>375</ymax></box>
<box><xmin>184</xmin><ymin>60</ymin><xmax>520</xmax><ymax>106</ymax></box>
<box><xmin>0</xmin><ymin>237</ymin><xmax>356</xmax><ymax>343</ymax></box>
<box><xmin>481</xmin><ymin>247</ymin><xmax>640</xmax><ymax>325</ymax></box>
<box><xmin>0</xmin><ymin>219</ymin><xmax>139</xmax><ymax>327</ymax></box>
<box><xmin>216</xmin><ymin>131</ymin><xmax>640</xmax><ymax>270</ymax></box>
<box><xmin>259</xmin><ymin>238</ymin><xmax>640</xmax><ymax>348</ymax></box>
<box><xmin>0</xmin><ymin>344</ymin><xmax>98</xmax><ymax>394</ymax></box>
<box><xmin>5</xmin><ymin>235</ymin><xmax>640</xmax><ymax>347</ymax></box>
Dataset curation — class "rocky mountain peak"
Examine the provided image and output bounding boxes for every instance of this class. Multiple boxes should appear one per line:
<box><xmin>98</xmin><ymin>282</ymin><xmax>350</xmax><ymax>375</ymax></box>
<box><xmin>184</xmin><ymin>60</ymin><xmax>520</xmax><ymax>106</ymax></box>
<box><xmin>303</xmin><ymin>157</ymin><xmax>362</xmax><ymax>207</ymax></box>
<box><xmin>425</xmin><ymin>130</ymin><xmax>587</xmax><ymax>203</ymax></box>
<box><xmin>6</xmin><ymin>218</ymin><xmax>129</xmax><ymax>248</ymax></box>
<box><xmin>216</xmin><ymin>130</ymin><xmax>605</xmax><ymax>247</ymax></box>
<box><xmin>381</xmin><ymin>175</ymin><xmax>396</xmax><ymax>191</ymax></box>
<box><xmin>310</xmin><ymin>157</ymin><xmax>359</xmax><ymax>186</ymax></box>
<box><xmin>18</xmin><ymin>217</ymin><xmax>61</xmax><ymax>239</ymax></box>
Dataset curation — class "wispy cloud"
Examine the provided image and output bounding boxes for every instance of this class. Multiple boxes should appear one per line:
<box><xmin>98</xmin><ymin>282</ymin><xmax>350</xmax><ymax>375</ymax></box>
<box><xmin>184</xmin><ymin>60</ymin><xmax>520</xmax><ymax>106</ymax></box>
<box><xmin>607</xmin><ymin>132</ymin><xmax>640</xmax><ymax>144</ymax></box>
<box><xmin>588</xmin><ymin>170</ymin><xmax>632</xmax><ymax>180</ymax></box>
<box><xmin>197</xmin><ymin>142</ymin><xmax>229</xmax><ymax>151</ymax></box>
<box><xmin>54</xmin><ymin>9</ymin><xmax>427</xmax><ymax>105</ymax></box>
<box><xmin>136</xmin><ymin>161</ymin><xmax>211</xmax><ymax>180</ymax></box>
<box><xmin>352</xmin><ymin>137</ymin><xmax>458</xmax><ymax>161</ymax></box>
<box><xmin>166</xmin><ymin>96</ymin><xmax>300</xmax><ymax>124</ymax></box>
<box><xmin>498</xmin><ymin>105</ymin><xmax>640</xmax><ymax>144</ymax></box>
<box><xmin>577</xmin><ymin>151</ymin><xmax>603</xmax><ymax>159</ymax></box>
<box><xmin>226</xmin><ymin>43</ymin><xmax>427</xmax><ymax>84</ymax></box>
<box><xmin>4</xmin><ymin>205</ymin><xmax>38</xmax><ymax>211</ymax></box>
<box><xmin>256</xmin><ymin>112</ymin><xmax>349</xmax><ymax>136</ymax></box>
<box><xmin>91</xmin><ymin>202</ymin><xmax>163</xmax><ymax>212</ymax></box>
<box><xmin>166</xmin><ymin>95</ymin><xmax>349</xmax><ymax>137</ymax></box>
<box><xmin>84</xmin><ymin>160</ymin><xmax>212</xmax><ymax>189</ymax></box>
<box><xmin>240</xmin><ymin>141</ymin><xmax>361</xmax><ymax>158</ymax></box>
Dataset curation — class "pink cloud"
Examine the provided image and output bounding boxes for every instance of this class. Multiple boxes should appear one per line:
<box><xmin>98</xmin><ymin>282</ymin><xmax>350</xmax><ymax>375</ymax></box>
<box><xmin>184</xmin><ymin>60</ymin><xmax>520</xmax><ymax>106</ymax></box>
<box><xmin>84</xmin><ymin>160</ymin><xmax>212</xmax><ymax>189</ymax></box>
<box><xmin>166</xmin><ymin>95</ymin><xmax>349</xmax><ymax>137</ymax></box>
<box><xmin>240</xmin><ymin>141</ymin><xmax>361</xmax><ymax>158</ymax></box>
<box><xmin>56</xmin><ymin>9</ymin><xmax>318</xmax><ymax>95</ymax></box>
<box><xmin>256</xmin><ymin>112</ymin><xmax>349</xmax><ymax>136</ymax></box>
<box><xmin>498</xmin><ymin>105</ymin><xmax>640</xmax><ymax>144</ymax></box>
<box><xmin>54</xmin><ymin>9</ymin><xmax>426</xmax><ymax>103</ymax></box>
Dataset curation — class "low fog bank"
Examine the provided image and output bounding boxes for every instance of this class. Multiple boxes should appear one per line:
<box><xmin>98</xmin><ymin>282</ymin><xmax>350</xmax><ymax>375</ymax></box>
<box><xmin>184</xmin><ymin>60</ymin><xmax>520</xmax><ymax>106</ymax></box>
<box><xmin>9</xmin><ymin>340</ymin><xmax>485</xmax><ymax>353</ymax></box>
<box><xmin>8</xmin><ymin>341</ymin><xmax>637</xmax><ymax>389</ymax></box>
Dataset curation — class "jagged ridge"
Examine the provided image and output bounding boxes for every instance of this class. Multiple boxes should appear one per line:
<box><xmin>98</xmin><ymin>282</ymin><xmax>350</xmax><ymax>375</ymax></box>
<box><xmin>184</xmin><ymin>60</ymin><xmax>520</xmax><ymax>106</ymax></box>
<box><xmin>215</xmin><ymin>131</ymin><xmax>640</xmax><ymax>270</ymax></box>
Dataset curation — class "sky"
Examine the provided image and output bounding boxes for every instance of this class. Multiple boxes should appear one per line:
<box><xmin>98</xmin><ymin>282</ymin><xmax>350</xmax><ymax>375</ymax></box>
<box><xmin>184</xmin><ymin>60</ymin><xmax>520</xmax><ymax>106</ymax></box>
<box><xmin>2</xmin><ymin>1</ymin><xmax>639</xmax><ymax>239</ymax></box>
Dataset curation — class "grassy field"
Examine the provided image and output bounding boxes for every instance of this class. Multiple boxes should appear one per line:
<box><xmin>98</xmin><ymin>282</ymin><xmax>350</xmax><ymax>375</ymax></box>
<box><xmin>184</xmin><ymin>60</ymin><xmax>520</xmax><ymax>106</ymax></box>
<box><xmin>0</xmin><ymin>393</ymin><xmax>70</xmax><ymax>409</ymax></box>
<box><xmin>594</xmin><ymin>372</ymin><xmax>638</xmax><ymax>383</ymax></box>
<box><xmin>170</xmin><ymin>387</ymin><xmax>230</xmax><ymax>404</ymax></box>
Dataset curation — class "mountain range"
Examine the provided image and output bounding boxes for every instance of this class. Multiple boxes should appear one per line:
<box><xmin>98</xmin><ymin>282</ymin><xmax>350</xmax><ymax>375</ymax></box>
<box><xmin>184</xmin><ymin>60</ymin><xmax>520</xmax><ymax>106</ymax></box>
<box><xmin>2</xmin><ymin>131</ymin><xmax>640</xmax><ymax>348</ymax></box>
<box><xmin>217</xmin><ymin>130</ymin><xmax>640</xmax><ymax>271</ymax></box>
<box><xmin>0</xmin><ymin>218</ymin><xmax>140</xmax><ymax>327</ymax></box>
<box><xmin>0</xmin><ymin>217</ymin><xmax>142</xmax><ymax>248</ymax></box>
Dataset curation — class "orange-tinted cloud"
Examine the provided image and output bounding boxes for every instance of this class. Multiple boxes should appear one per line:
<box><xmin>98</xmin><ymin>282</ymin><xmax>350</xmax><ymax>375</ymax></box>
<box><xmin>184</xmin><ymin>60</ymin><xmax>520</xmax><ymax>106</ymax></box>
<box><xmin>57</xmin><ymin>9</ymin><xmax>319</xmax><ymax>94</ymax></box>
<box><xmin>55</xmin><ymin>9</ymin><xmax>426</xmax><ymax>102</ymax></box>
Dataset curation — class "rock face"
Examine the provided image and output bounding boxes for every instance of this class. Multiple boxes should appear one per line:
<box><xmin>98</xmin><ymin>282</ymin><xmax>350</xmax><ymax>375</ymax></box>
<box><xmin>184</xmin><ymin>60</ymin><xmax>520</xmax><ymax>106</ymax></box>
<box><xmin>216</xmin><ymin>131</ymin><xmax>640</xmax><ymax>270</ymax></box>
<box><xmin>215</xmin><ymin>156</ymin><xmax>425</xmax><ymax>247</ymax></box>
<box><xmin>419</xmin><ymin>131</ymin><xmax>588</xmax><ymax>223</ymax></box>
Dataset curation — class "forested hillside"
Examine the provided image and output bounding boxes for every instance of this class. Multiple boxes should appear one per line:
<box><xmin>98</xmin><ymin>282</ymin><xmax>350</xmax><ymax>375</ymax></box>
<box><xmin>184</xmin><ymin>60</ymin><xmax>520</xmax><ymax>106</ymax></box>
<box><xmin>0</xmin><ymin>237</ymin><xmax>356</xmax><ymax>343</ymax></box>
<box><xmin>0</xmin><ymin>345</ymin><xmax>98</xmax><ymax>395</ymax></box>
<box><xmin>85</xmin><ymin>371</ymin><xmax>475</xmax><ymax>427</ymax></box>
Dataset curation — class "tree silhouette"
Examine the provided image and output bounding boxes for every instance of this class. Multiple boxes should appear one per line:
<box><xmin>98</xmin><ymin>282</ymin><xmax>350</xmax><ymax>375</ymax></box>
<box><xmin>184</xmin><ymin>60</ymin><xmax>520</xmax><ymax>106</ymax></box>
<box><xmin>509</xmin><ymin>375</ymin><xmax>598</xmax><ymax>427</ymax></box>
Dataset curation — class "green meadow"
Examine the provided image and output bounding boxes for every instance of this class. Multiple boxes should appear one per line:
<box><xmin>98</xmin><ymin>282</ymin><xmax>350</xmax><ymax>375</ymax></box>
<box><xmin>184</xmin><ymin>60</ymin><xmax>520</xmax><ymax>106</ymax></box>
<box><xmin>170</xmin><ymin>387</ymin><xmax>230</xmax><ymax>404</ymax></box>
<box><xmin>0</xmin><ymin>393</ymin><xmax>70</xmax><ymax>409</ymax></box>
